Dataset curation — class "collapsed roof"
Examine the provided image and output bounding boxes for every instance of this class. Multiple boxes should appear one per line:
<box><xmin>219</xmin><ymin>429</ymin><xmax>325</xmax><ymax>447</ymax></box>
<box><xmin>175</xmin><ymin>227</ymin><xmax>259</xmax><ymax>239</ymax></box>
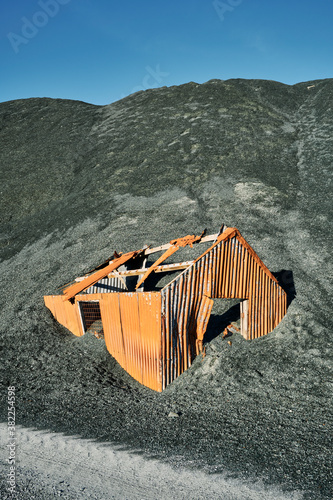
<box><xmin>44</xmin><ymin>225</ymin><xmax>287</xmax><ymax>391</ymax></box>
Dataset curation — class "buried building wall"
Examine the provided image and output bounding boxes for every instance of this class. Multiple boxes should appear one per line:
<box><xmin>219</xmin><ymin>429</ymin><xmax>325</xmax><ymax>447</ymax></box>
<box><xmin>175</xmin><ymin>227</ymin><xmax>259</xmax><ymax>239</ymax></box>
<box><xmin>44</xmin><ymin>226</ymin><xmax>287</xmax><ymax>392</ymax></box>
<box><xmin>159</xmin><ymin>229</ymin><xmax>287</xmax><ymax>388</ymax></box>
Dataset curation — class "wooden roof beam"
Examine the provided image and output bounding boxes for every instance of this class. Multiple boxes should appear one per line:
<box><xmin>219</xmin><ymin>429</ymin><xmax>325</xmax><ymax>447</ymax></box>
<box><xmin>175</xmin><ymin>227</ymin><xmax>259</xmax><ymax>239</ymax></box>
<box><xmin>74</xmin><ymin>260</ymin><xmax>195</xmax><ymax>281</ymax></box>
<box><xmin>143</xmin><ymin>232</ymin><xmax>219</xmax><ymax>255</ymax></box>
<box><xmin>62</xmin><ymin>250</ymin><xmax>141</xmax><ymax>301</ymax></box>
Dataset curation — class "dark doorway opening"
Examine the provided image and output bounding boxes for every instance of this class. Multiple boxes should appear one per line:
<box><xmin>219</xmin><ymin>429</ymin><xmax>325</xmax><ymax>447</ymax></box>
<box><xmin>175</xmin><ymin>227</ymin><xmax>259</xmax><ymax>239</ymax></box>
<box><xmin>204</xmin><ymin>298</ymin><xmax>241</xmax><ymax>344</ymax></box>
<box><xmin>79</xmin><ymin>301</ymin><xmax>103</xmax><ymax>335</ymax></box>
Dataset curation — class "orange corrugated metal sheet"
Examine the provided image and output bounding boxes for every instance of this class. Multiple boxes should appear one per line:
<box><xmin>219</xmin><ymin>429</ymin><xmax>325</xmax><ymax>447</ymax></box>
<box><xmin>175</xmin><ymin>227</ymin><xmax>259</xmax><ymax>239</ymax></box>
<box><xmin>194</xmin><ymin>229</ymin><xmax>286</xmax><ymax>340</ymax></box>
<box><xmin>44</xmin><ymin>295</ymin><xmax>83</xmax><ymax>337</ymax></box>
<box><xmin>99</xmin><ymin>292</ymin><xmax>162</xmax><ymax>391</ymax></box>
<box><xmin>161</xmin><ymin>275</ymin><xmax>214</xmax><ymax>389</ymax></box>
<box><xmin>159</xmin><ymin>228</ymin><xmax>287</xmax><ymax>387</ymax></box>
<box><xmin>44</xmin><ymin>224</ymin><xmax>288</xmax><ymax>392</ymax></box>
<box><xmin>45</xmin><ymin>291</ymin><xmax>163</xmax><ymax>390</ymax></box>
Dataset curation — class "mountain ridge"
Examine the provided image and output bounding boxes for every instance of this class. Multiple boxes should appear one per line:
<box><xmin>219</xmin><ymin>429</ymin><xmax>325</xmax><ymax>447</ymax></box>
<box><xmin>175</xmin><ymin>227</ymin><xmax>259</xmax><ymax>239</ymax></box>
<box><xmin>0</xmin><ymin>78</ymin><xmax>332</xmax><ymax>499</ymax></box>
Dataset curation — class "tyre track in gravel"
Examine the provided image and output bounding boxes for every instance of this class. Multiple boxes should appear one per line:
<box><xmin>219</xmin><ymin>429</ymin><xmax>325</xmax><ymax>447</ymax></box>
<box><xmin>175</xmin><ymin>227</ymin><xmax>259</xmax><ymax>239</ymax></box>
<box><xmin>0</xmin><ymin>425</ymin><xmax>303</xmax><ymax>499</ymax></box>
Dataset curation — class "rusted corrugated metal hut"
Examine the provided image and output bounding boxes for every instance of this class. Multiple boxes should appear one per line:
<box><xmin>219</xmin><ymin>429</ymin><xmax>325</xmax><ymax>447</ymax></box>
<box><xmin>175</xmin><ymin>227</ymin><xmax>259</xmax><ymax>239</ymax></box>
<box><xmin>44</xmin><ymin>225</ymin><xmax>287</xmax><ymax>391</ymax></box>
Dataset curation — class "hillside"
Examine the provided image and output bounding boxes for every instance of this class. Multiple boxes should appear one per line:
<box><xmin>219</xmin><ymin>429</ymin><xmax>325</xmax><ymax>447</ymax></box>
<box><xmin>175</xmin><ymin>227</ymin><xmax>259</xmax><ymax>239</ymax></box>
<box><xmin>0</xmin><ymin>79</ymin><xmax>332</xmax><ymax>499</ymax></box>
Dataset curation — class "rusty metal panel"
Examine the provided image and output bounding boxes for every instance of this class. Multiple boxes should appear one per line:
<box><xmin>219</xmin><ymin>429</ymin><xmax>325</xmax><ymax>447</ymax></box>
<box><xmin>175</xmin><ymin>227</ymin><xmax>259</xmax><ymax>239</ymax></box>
<box><xmin>99</xmin><ymin>292</ymin><xmax>162</xmax><ymax>391</ymax></box>
<box><xmin>247</xmin><ymin>270</ymin><xmax>287</xmax><ymax>340</ymax></box>
<box><xmin>161</xmin><ymin>261</ymin><xmax>215</xmax><ymax>389</ymax></box>
<box><xmin>186</xmin><ymin>232</ymin><xmax>287</xmax><ymax>340</ymax></box>
<box><xmin>44</xmin><ymin>295</ymin><xmax>83</xmax><ymax>337</ymax></box>
<box><xmin>99</xmin><ymin>293</ymin><xmax>127</xmax><ymax>371</ymax></box>
<box><xmin>137</xmin><ymin>293</ymin><xmax>162</xmax><ymax>390</ymax></box>
<box><xmin>118</xmin><ymin>293</ymin><xmax>144</xmax><ymax>384</ymax></box>
<box><xmin>196</xmin><ymin>295</ymin><xmax>214</xmax><ymax>346</ymax></box>
<box><xmin>85</xmin><ymin>276</ymin><xmax>127</xmax><ymax>294</ymax></box>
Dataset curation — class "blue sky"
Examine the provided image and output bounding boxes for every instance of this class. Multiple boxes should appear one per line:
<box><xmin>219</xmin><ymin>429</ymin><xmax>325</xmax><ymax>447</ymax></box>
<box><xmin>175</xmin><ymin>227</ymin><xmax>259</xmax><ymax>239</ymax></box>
<box><xmin>1</xmin><ymin>0</ymin><xmax>332</xmax><ymax>105</ymax></box>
